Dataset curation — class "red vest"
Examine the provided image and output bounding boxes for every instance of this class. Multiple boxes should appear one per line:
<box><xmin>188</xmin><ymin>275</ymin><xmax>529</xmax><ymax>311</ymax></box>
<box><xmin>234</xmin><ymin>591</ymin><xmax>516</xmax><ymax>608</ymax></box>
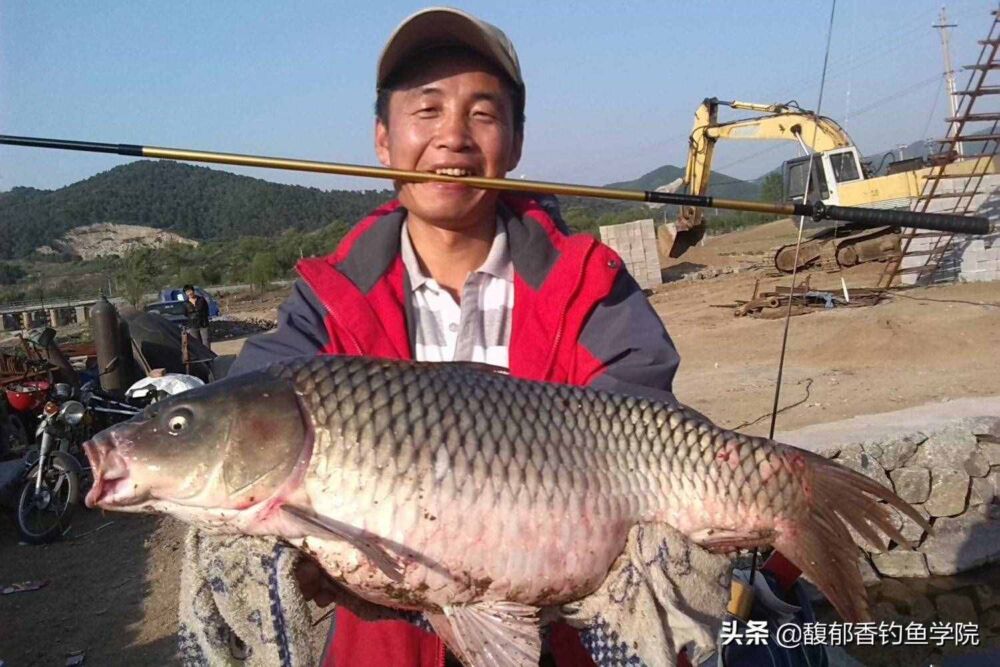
<box><xmin>297</xmin><ymin>196</ymin><xmax>622</xmax><ymax>666</ymax></box>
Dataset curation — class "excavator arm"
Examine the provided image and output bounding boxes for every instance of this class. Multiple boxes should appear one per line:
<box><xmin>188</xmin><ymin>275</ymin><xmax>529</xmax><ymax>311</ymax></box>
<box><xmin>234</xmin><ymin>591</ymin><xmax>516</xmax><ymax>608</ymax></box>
<box><xmin>663</xmin><ymin>97</ymin><xmax>858</xmax><ymax>257</ymax></box>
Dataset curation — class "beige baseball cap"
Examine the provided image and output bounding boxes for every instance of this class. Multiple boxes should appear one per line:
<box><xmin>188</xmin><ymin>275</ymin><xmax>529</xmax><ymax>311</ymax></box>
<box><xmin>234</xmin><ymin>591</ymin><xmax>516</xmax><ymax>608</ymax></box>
<box><xmin>377</xmin><ymin>7</ymin><xmax>524</xmax><ymax>92</ymax></box>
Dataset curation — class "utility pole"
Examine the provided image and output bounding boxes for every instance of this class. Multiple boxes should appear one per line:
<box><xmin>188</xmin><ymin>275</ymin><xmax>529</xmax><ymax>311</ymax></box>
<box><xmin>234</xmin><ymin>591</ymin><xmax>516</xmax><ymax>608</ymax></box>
<box><xmin>933</xmin><ymin>6</ymin><xmax>962</xmax><ymax>156</ymax></box>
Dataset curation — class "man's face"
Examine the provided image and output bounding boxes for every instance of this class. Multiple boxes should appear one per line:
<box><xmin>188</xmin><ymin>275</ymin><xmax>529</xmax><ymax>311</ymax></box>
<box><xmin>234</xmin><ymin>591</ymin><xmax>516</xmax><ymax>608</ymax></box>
<box><xmin>185</xmin><ymin>290</ymin><xmax>195</xmax><ymax>300</ymax></box>
<box><xmin>375</xmin><ymin>52</ymin><xmax>523</xmax><ymax>231</ymax></box>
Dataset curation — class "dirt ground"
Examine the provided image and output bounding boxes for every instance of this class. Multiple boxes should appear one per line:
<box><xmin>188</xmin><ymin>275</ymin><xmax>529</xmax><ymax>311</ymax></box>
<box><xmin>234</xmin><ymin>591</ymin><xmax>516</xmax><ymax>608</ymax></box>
<box><xmin>2</xmin><ymin>219</ymin><xmax>998</xmax><ymax>665</ymax></box>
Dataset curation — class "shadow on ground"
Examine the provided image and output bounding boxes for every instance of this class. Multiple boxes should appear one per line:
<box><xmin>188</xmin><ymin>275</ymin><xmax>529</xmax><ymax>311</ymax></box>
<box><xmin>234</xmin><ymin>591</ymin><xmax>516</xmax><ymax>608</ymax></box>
<box><xmin>0</xmin><ymin>507</ymin><xmax>183</xmax><ymax>666</ymax></box>
<box><xmin>661</xmin><ymin>262</ymin><xmax>707</xmax><ymax>283</ymax></box>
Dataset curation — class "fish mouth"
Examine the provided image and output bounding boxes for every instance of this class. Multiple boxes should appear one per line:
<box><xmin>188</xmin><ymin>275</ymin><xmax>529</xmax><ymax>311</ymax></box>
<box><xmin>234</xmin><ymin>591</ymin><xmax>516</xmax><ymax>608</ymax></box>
<box><xmin>83</xmin><ymin>434</ymin><xmax>142</xmax><ymax>509</ymax></box>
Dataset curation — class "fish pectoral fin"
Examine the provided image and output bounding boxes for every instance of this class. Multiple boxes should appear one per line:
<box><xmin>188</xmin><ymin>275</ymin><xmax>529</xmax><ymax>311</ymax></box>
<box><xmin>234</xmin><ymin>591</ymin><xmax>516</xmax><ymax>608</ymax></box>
<box><xmin>436</xmin><ymin>601</ymin><xmax>541</xmax><ymax>667</ymax></box>
<box><xmin>690</xmin><ymin>527</ymin><xmax>777</xmax><ymax>554</ymax></box>
<box><xmin>280</xmin><ymin>504</ymin><xmax>403</xmax><ymax>582</ymax></box>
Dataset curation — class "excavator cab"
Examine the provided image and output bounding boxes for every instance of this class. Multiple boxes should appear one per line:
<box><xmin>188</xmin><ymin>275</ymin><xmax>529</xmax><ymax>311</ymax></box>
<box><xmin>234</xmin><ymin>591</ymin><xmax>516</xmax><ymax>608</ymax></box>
<box><xmin>782</xmin><ymin>147</ymin><xmax>865</xmax><ymax>207</ymax></box>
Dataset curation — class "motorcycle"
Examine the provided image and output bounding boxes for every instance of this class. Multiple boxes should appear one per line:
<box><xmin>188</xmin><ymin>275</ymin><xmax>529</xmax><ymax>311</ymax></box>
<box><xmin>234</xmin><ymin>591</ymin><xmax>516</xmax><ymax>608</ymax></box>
<box><xmin>12</xmin><ymin>381</ymin><xmax>156</xmax><ymax>544</ymax></box>
<box><xmin>14</xmin><ymin>383</ymin><xmax>87</xmax><ymax>544</ymax></box>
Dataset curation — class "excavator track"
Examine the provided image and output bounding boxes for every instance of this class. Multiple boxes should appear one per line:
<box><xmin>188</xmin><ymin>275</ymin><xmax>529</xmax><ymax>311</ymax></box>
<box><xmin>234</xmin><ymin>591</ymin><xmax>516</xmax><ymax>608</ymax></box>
<box><xmin>773</xmin><ymin>224</ymin><xmax>901</xmax><ymax>273</ymax></box>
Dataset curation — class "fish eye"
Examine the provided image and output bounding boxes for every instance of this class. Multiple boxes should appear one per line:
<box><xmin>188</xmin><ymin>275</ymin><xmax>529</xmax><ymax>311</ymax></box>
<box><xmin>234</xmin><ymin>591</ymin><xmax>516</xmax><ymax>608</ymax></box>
<box><xmin>167</xmin><ymin>414</ymin><xmax>188</xmax><ymax>435</ymax></box>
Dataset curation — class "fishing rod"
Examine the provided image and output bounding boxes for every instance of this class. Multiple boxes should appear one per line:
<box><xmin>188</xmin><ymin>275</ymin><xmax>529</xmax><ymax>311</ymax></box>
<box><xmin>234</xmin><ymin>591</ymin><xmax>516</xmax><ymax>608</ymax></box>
<box><xmin>0</xmin><ymin>134</ymin><xmax>993</xmax><ymax>236</ymax></box>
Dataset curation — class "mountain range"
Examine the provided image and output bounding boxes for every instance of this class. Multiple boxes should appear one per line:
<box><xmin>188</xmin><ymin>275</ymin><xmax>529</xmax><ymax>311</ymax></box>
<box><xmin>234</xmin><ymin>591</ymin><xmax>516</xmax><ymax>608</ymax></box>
<box><xmin>0</xmin><ymin>159</ymin><xmax>765</xmax><ymax>260</ymax></box>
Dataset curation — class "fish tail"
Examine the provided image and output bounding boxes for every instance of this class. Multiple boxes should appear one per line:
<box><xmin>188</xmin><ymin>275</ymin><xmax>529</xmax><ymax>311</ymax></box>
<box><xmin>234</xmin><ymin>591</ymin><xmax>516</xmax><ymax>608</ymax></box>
<box><xmin>772</xmin><ymin>449</ymin><xmax>932</xmax><ymax>623</ymax></box>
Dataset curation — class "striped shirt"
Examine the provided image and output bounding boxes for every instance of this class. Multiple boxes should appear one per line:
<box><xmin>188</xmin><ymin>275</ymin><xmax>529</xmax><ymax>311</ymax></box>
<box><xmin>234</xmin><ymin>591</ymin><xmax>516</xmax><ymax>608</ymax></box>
<box><xmin>399</xmin><ymin>217</ymin><xmax>514</xmax><ymax>367</ymax></box>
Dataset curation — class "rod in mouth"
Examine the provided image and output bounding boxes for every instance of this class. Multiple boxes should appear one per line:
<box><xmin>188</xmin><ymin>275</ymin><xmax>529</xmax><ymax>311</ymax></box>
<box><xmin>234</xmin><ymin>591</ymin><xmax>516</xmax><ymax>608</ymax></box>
<box><xmin>0</xmin><ymin>133</ymin><xmax>992</xmax><ymax>236</ymax></box>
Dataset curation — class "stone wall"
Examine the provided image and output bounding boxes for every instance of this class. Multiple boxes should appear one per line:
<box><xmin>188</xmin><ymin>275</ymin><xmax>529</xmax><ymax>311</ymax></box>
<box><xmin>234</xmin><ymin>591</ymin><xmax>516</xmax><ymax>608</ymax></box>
<box><xmin>782</xmin><ymin>409</ymin><xmax>1000</xmax><ymax>580</ymax></box>
<box><xmin>783</xmin><ymin>404</ymin><xmax>1000</xmax><ymax>664</ymax></box>
<box><xmin>598</xmin><ymin>219</ymin><xmax>661</xmax><ymax>290</ymax></box>
<box><xmin>901</xmin><ymin>174</ymin><xmax>1000</xmax><ymax>285</ymax></box>
<box><xmin>819</xmin><ymin>569</ymin><xmax>1000</xmax><ymax>666</ymax></box>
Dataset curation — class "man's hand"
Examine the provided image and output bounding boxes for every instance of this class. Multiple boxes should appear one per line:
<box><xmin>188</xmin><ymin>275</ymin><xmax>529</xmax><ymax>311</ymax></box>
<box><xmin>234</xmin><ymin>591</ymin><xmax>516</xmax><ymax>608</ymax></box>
<box><xmin>293</xmin><ymin>557</ymin><xmax>340</xmax><ymax>608</ymax></box>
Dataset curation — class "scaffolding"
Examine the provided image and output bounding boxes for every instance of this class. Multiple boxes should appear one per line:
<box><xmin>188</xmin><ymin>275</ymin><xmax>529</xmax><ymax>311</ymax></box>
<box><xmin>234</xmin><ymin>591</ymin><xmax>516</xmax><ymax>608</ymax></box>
<box><xmin>877</xmin><ymin>8</ymin><xmax>1000</xmax><ymax>288</ymax></box>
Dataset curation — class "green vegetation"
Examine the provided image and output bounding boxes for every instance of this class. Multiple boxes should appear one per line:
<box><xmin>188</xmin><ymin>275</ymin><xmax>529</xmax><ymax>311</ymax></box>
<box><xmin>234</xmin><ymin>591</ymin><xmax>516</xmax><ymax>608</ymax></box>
<box><xmin>249</xmin><ymin>252</ymin><xmax>280</xmax><ymax>291</ymax></box>
<box><xmin>120</xmin><ymin>248</ymin><xmax>158</xmax><ymax>306</ymax></box>
<box><xmin>0</xmin><ymin>160</ymin><xmax>391</xmax><ymax>259</ymax></box>
<box><xmin>0</xmin><ymin>157</ymin><xmax>783</xmax><ymax>305</ymax></box>
<box><xmin>759</xmin><ymin>171</ymin><xmax>784</xmax><ymax>203</ymax></box>
<box><xmin>0</xmin><ymin>262</ymin><xmax>26</xmax><ymax>284</ymax></box>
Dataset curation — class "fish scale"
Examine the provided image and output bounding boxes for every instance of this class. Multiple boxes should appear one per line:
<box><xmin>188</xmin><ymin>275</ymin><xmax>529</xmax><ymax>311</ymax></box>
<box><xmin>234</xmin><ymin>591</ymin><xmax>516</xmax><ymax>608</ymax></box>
<box><xmin>84</xmin><ymin>354</ymin><xmax>932</xmax><ymax>665</ymax></box>
<box><xmin>288</xmin><ymin>360</ymin><xmax>734</xmax><ymax>590</ymax></box>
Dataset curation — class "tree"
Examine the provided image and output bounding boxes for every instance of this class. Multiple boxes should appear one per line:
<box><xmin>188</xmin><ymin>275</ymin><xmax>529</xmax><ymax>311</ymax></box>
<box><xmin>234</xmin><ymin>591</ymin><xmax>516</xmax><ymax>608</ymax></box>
<box><xmin>760</xmin><ymin>172</ymin><xmax>784</xmax><ymax>203</ymax></box>
<box><xmin>248</xmin><ymin>251</ymin><xmax>279</xmax><ymax>292</ymax></box>
<box><xmin>119</xmin><ymin>248</ymin><xmax>157</xmax><ymax>306</ymax></box>
<box><xmin>0</xmin><ymin>262</ymin><xmax>26</xmax><ymax>285</ymax></box>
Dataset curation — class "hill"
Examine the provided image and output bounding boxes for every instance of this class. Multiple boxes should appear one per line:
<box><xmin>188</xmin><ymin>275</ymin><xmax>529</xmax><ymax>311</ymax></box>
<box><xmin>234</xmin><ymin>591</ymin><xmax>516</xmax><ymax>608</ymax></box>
<box><xmin>605</xmin><ymin>164</ymin><xmax>761</xmax><ymax>201</ymax></box>
<box><xmin>35</xmin><ymin>222</ymin><xmax>198</xmax><ymax>261</ymax></box>
<box><xmin>0</xmin><ymin>159</ymin><xmax>764</xmax><ymax>260</ymax></box>
<box><xmin>0</xmin><ymin>161</ymin><xmax>392</xmax><ymax>259</ymax></box>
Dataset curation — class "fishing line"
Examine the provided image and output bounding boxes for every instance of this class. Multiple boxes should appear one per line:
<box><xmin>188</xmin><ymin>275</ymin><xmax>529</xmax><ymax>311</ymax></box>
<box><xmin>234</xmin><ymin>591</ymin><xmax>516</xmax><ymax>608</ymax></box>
<box><xmin>768</xmin><ymin>0</ymin><xmax>838</xmax><ymax>442</ymax></box>
<box><xmin>749</xmin><ymin>0</ymin><xmax>839</xmax><ymax>591</ymax></box>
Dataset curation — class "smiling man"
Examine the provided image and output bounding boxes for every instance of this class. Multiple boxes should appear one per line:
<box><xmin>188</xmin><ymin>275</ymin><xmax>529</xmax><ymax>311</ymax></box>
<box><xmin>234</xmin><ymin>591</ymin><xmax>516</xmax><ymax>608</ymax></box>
<box><xmin>224</xmin><ymin>7</ymin><xmax>682</xmax><ymax>666</ymax></box>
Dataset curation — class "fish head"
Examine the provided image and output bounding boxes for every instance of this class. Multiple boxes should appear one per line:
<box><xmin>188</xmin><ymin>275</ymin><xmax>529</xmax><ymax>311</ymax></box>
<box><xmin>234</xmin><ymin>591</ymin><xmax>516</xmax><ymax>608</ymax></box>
<box><xmin>83</xmin><ymin>369</ymin><xmax>310</xmax><ymax>517</ymax></box>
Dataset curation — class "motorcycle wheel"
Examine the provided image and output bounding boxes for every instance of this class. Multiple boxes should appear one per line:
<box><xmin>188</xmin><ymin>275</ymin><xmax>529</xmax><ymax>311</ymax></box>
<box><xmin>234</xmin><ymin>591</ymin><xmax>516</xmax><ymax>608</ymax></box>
<box><xmin>15</xmin><ymin>457</ymin><xmax>79</xmax><ymax>544</ymax></box>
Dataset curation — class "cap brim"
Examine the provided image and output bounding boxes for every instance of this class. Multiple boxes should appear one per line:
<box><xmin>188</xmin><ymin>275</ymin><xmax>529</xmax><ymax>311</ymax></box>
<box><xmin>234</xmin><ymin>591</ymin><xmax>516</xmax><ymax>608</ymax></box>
<box><xmin>377</xmin><ymin>8</ymin><xmax>521</xmax><ymax>89</ymax></box>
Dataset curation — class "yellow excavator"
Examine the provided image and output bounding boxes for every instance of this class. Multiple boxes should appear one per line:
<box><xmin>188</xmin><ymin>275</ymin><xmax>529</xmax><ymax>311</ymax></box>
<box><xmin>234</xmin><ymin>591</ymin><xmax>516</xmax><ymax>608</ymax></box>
<box><xmin>661</xmin><ymin>97</ymin><xmax>997</xmax><ymax>271</ymax></box>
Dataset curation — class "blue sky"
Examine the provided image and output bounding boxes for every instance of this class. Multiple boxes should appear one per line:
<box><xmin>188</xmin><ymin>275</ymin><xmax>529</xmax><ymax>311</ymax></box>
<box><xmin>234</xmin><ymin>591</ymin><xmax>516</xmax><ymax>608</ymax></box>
<box><xmin>2</xmin><ymin>0</ymin><xmax>997</xmax><ymax>194</ymax></box>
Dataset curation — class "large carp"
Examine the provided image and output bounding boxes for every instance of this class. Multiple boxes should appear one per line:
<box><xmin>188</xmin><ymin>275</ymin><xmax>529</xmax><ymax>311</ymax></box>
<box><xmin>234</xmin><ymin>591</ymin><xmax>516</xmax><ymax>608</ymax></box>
<box><xmin>84</xmin><ymin>355</ymin><xmax>929</xmax><ymax>666</ymax></box>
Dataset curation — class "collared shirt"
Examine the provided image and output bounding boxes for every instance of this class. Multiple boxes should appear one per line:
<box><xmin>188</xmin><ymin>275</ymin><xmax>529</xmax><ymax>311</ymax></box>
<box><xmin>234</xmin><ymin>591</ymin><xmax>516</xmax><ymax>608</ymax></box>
<box><xmin>399</xmin><ymin>217</ymin><xmax>514</xmax><ymax>367</ymax></box>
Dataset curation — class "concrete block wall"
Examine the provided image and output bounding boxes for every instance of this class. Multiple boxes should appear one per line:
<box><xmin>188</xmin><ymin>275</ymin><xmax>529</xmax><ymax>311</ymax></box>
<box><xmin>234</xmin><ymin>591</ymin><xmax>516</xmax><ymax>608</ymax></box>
<box><xmin>901</xmin><ymin>174</ymin><xmax>1000</xmax><ymax>285</ymax></box>
<box><xmin>599</xmin><ymin>219</ymin><xmax>661</xmax><ymax>290</ymax></box>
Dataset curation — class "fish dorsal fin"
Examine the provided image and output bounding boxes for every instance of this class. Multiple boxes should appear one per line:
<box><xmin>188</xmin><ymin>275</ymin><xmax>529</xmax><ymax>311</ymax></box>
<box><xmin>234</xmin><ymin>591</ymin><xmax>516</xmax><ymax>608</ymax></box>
<box><xmin>280</xmin><ymin>504</ymin><xmax>403</xmax><ymax>582</ymax></box>
<box><xmin>436</xmin><ymin>601</ymin><xmax>541</xmax><ymax>667</ymax></box>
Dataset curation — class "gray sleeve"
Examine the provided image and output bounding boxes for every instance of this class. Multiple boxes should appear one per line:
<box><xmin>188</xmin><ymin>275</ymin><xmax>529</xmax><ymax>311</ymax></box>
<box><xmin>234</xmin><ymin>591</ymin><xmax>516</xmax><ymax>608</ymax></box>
<box><xmin>578</xmin><ymin>271</ymin><xmax>680</xmax><ymax>404</ymax></box>
<box><xmin>228</xmin><ymin>280</ymin><xmax>330</xmax><ymax>377</ymax></box>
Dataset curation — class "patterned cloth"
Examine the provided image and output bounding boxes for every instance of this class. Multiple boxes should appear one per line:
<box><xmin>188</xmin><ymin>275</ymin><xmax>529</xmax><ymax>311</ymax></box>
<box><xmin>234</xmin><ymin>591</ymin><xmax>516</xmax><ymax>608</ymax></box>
<box><xmin>179</xmin><ymin>522</ymin><xmax>734</xmax><ymax>667</ymax></box>
<box><xmin>178</xmin><ymin>529</ymin><xmax>329</xmax><ymax>667</ymax></box>
<box><xmin>399</xmin><ymin>216</ymin><xmax>514</xmax><ymax>366</ymax></box>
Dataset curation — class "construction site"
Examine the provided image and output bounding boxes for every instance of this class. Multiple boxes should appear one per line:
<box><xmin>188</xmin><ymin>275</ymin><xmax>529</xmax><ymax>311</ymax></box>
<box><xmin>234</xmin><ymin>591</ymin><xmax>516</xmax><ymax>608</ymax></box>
<box><xmin>1</xmin><ymin>4</ymin><xmax>999</xmax><ymax>667</ymax></box>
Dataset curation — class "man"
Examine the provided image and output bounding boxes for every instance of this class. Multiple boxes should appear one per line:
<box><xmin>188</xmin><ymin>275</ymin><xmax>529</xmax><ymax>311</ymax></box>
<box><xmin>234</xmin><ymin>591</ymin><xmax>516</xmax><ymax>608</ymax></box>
<box><xmin>183</xmin><ymin>284</ymin><xmax>211</xmax><ymax>350</ymax></box>
<box><xmin>225</xmin><ymin>7</ymin><xmax>682</xmax><ymax>666</ymax></box>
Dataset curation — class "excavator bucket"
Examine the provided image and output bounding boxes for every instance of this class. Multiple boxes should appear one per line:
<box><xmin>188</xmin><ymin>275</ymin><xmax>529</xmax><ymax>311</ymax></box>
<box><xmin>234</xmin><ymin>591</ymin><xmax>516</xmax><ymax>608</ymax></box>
<box><xmin>658</xmin><ymin>220</ymin><xmax>707</xmax><ymax>258</ymax></box>
<box><xmin>651</xmin><ymin>179</ymin><xmax>708</xmax><ymax>259</ymax></box>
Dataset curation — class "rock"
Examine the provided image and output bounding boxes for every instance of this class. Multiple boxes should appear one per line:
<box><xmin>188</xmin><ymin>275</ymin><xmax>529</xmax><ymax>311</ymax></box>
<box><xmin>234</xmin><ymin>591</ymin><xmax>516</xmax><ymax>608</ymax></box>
<box><xmin>877</xmin><ymin>578</ymin><xmax>919</xmax><ymax>608</ymax></box>
<box><xmin>910</xmin><ymin>424</ymin><xmax>979</xmax><ymax>470</ymax></box>
<box><xmin>836</xmin><ymin>443</ymin><xmax>863</xmax><ymax>459</ymax></box>
<box><xmin>872</xmin><ymin>600</ymin><xmax>902</xmax><ymax>622</ymax></box>
<box><xmin>836</xmin><ymin>446</ymin><xmax>892</xmax><ymax>490</ymax></box>
<box><xmin>861</xmin><ymin>440</ymin><xmax>883</xmax><ymax>460</ymax></box>
<box><xmin>964</xmin><ymin>452</ymin><xmax>990</xmax><ymax>477</ymax></box>
<box><xmin>973</xmin><ymin>583</ymin><xmax>997</xmax><ymax>610</ymax></box>
<box><xmin>891</xmin><ymin>467</ymin><xmax>931</xmax><ymax>504</ymax></box>
<box><xmin>909</xmin><ymin>594</ymin><xmax>937</xmax><ymax>623</ymax></box>
<box><xmin>923</xmin><ymin>469</ymin><xmax>969</xmax><ymax>517</ymax></box>
<box><xmin>969</xmin><ymin>475</ymin><xmax>996</xmax><ymax>506</ymax></box>
<box><xmin>934</xmin><ymin>593</ymin><xmax>978</xmax><ymax>623</ymax></box>
<box><xmin>898</xmin><ymin>505</ymin><xmax>930</xmax><ymax>546</ymax></box>
<box><xmin>981</xmin><ymin>440</ymin><xmax>1000</xmax><ymax>466</ymax></box>
<box><xmin>871</xmin><ymin>551</ymin><xmax>929</xmax><ymax>578</ymax></box>
<box><xmin>858</xmin><ymin>555</ymin><xmax>880</xmax><ymax>586</ymax></box>
<box><xmin>871</xmin><ymin>433</ymin><xmax>925</xmax><ymax>470</ymax></box>
<box><xmin>922</xmin><ymin>505</ymin><xmax>1000</xmax><ymax>575</ymax></box>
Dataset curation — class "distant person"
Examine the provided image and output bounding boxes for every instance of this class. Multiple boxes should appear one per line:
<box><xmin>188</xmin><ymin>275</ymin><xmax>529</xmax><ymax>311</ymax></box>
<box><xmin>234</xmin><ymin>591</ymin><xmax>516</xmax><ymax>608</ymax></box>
<box><xmin>182</xmin><ymin>284</ymin><xmax>210</xmax><ymax>350</ymax></box>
